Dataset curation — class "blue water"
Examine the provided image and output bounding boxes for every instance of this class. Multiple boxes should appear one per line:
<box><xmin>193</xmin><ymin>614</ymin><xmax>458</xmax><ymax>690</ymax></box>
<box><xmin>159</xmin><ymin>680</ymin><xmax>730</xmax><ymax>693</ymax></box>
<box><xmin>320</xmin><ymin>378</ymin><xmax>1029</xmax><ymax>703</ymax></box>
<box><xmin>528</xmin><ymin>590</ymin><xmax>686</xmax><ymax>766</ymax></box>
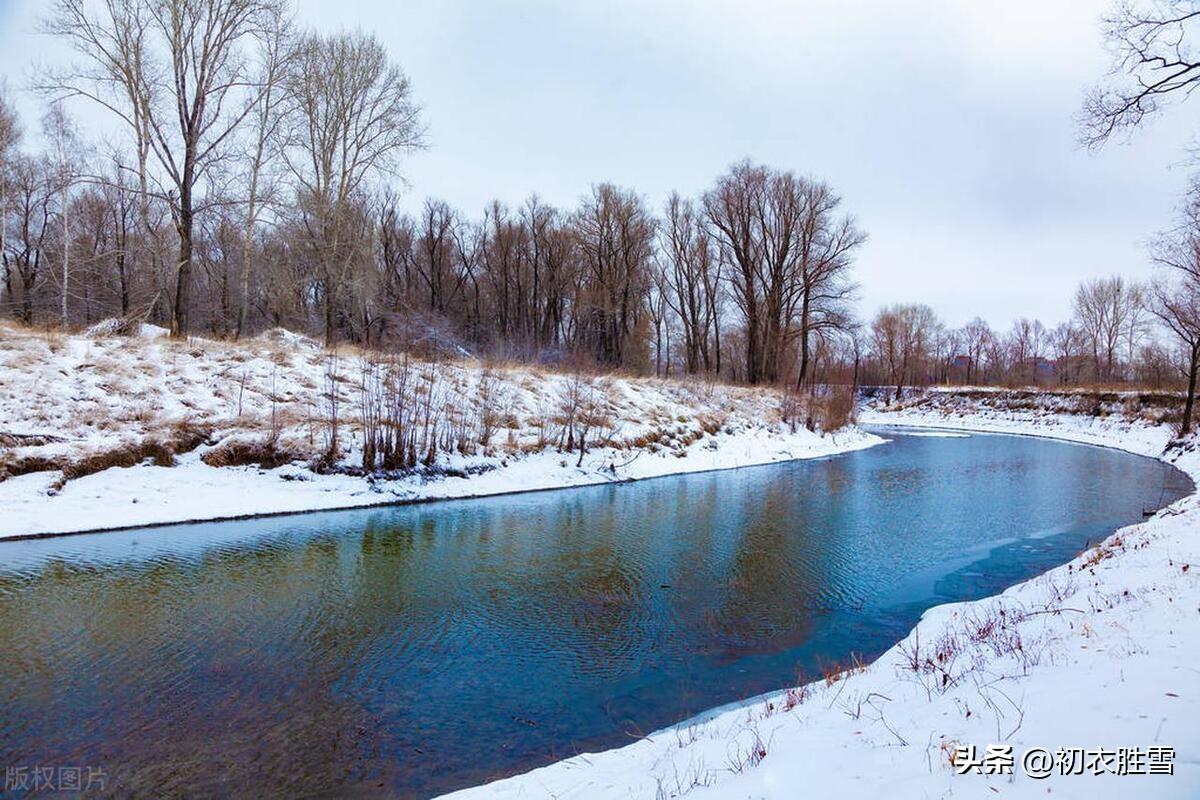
<box><xmin>0</xmin><ymin>429</ymin><xmax>1189</xmax><ymax>797</ymax></box>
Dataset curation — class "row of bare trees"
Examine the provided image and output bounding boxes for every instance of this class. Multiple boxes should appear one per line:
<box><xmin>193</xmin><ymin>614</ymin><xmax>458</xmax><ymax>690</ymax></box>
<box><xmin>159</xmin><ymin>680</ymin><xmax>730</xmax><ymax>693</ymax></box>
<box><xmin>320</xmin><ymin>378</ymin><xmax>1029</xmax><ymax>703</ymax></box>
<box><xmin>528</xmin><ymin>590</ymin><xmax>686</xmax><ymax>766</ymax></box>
<box><xmin>863</xmin><ymin>278</ymin><xmax>1168</xmax><ymax>390</ymax></box>
<box><xmin>2</xmin><ymin>70</ymin><xmax>864</xmax><ymax>386</ymax></box>
<box><xmin>10</xmin><ymin>0</ymin><xmax>423</xmax><ymax>344</ymax></box>
<box><xmin>857</xmin><ymin>259</ymin><xmax>1199</xmax><ymax>434</ymax></box>
<box><xmin>0</xmin><ymin>0</ymin><xmax>867</xmax><ymax>389</ymax></box>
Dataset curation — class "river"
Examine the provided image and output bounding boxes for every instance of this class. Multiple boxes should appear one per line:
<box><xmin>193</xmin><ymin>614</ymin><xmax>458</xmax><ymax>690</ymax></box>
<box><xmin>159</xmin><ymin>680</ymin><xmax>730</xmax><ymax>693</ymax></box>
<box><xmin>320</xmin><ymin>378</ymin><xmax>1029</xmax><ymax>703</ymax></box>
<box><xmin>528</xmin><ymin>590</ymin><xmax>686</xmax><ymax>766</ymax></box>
<box><xmin>0</xmin><ymin>429</ymin><xmax>1189</xmax><ymax>797</ymax></box>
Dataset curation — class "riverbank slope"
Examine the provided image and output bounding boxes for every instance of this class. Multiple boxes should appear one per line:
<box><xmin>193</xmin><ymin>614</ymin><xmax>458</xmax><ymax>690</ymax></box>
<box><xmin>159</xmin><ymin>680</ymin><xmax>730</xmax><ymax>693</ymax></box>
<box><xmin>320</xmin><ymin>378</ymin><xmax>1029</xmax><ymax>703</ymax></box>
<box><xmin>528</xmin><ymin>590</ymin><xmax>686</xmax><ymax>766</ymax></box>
<box><xmin>444</xmin><ymin>390</ymin><xmax>1200</xmax><ymax>800</ymax></box>
<box><xmin>0</xmin><ymin>322</ymin><xmax>879</xmax><ymax>539</ymax></box>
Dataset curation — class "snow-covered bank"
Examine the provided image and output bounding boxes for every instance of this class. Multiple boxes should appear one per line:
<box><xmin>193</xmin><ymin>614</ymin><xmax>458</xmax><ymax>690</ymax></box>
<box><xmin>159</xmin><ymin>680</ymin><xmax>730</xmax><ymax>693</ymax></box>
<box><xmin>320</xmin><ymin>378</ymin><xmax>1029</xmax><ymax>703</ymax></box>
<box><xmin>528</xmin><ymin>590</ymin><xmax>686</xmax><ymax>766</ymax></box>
<box><xmin>861</xmin><ymin>386</ymin><xmax>1187</xmax><ymax>457</ymax></box>
<box><xmin>443</xmin><ymin>395</ymin><xmax>1200</xmax><ymax>800</ymax></box>
<box><xmin>0</xmin><ymin>424</ymin><xmax>879</xmax><ymax>539</ymax></box>
<box><xmin>0</xmin><ymin>323</ymin><xmax>879</xmax><ymax>538</ymax></box>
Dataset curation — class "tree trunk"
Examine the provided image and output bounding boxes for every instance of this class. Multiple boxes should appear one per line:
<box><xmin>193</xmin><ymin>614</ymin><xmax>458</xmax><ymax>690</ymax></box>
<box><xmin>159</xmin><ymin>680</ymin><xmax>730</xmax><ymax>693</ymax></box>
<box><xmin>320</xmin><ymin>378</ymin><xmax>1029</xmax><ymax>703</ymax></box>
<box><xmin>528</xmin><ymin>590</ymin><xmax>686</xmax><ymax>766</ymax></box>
<box><xmin>324</xmin><ymin>274</ymin><xmax>336</xmax><ymax>348</ymax></box>
<box><xmin>1183</xmin><ymin>343</ymin><xmax>1199</xmax><ymax>436</ymax></box>
<box><xmin>61</xmin><ymin>185</ymin><xmax>69</xmax><ymax>329</ymax></box>
<box><xmin>236</xmin><ymin>220</ymin><xmax>254</xmax><ymax>340</ymax></box>
<box><xmin>171</xmin><ymin>180</ymin><xmax>193</xmax><ymax>338</ymax></box>
<box><xmin>796</xmin><ymin>297</ymin><xmax>811</xmax><ymax>391</ymax></box>
<box><xmin>1</xmin><ymin>254</ymin><xmax>11</xmax><ymax>306</ymax></box>
<box><xmin>713</xmin><ymin>311</ymin><xmax>721</xmax><ymax>377</ymax></box>
<box><xmin>745</xmin><ymin>306</ymin><xmax>760</xmax><ymax>384</ymax></box>
<box><xmin>117</xmin><ymin>249</ymin><xmax>129</xmax><ymax>316</ymax></box>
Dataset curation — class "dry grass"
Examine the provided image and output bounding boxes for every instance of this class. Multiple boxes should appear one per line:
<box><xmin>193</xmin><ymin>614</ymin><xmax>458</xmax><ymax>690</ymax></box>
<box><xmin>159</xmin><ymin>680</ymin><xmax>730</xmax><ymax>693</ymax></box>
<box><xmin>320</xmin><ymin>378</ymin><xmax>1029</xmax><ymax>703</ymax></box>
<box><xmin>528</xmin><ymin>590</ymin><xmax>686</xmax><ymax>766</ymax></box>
<box><xmin>1077</xmin><ymin>534</ymin><xmax>1126</xmax><ymax>571</ymax></box>
<box><xmin>200</xmin><ymin>436</ymin><xmax>303</xmax><ymax>469</ymax></box>
<box><xmin>819</xmin><ymin>652</ymin><xmax>869</xmax><ymax>686</ymax></box>
<box><xmin>813</xmin><ymin>386</ymin><xmax>857</xmax><ymax>432</ymax></box>
<box><xmin>782</xmin><ymin>682</ymin><xmax>811</xmax><ymax>711</ymax></box>
<box><xmin>0</xmin><ymin>421</ymin><xmax>213</xmax><ymax>487</ymax></box>
<box><xmin>0</xmin><ymin>452</ymin><xmax>69</xmax><ymax>482</ymax></box>
<box><xmin>2</xmin><ymin>320</ymin><xmax>857</xmax><ymax>488</ymax></box>
<box><xmin>45</xmin><ymin>437</ymin><xmax>179</xmax><ymax>491</ymax></box>
<box><xmin>0</xmin><ymin>432</ymin><xmax>64</xmax><ymax>448</ymax></box>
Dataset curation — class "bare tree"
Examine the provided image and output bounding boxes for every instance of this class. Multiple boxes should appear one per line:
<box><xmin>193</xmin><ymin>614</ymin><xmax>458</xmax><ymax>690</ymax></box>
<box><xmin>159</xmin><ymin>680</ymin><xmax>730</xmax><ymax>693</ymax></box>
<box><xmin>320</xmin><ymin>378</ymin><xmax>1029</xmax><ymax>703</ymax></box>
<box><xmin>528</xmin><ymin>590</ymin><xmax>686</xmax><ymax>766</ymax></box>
<box><xmin>929</xmin><ymin>322</ymin><xmax>957</xmax><ymax>384</ymax></box>
<box><xmin>792</xmin><ymin>183</ymin><xmax>864</xmax><ymax>390</ymax></box>
<box><xmin>1150</xmin><ymin>188</ymin><xmax>1200</xmax><ymax>432</ymax></box>
<box><xmin>1049</xmin><ymin>321</ymin><xmax>1081</xmax><ymax>384</ymax></box>
<box><xmin>414</xmin><ymin>199</ymin><xmax>462</xmax><ymax>316</ymax></box>
<box><xmin>236</xmin><ymin>7</ymin><xmax>292</xmax><ymax>339</ymax></box>
<box><xmin>3</xmin><ymin>156</ymin><xmax>55</xmax><ymax>323</ymax></box>
<box><xmin>43</xmin><ymin>104</ymin><xmax>84</xmax><ymax>328</ymax></box>
<box><xmin>1007</xmin><ymin>316</ymin><xmax>1047</xmax><ymax>384</ymax></box>
<box><xmin>703</xmin><ymin>162</ymin><xmax>863</xmax><ymax>386</ymax></box>
<box><xmin>282</xmin><ymin>29</ymin><xmax>424</xmax><ymax>346</ymax></box>
<box><xmin>703</xmin><ymin>163</ymin><xmax>769</xmax><ymax>384</ymax></box>
<box><xmin>960</xmin><ymin>317</ymin><xmax>993</xmax><ymax>384</ymax></box>
<box><xmin>44</xmin><ymin>0</ymin><xmax>283</xmax><ymax>337</ymax></box>
<box><xmin>1123</xmin><ymin>281</ymin><xmax>1151</xmax><ymax>371</ymax></box>
<box><xmin>871</xmin><ymin>304</ymin><xmax>938</xmax><ymax>403</ymax></box>
<box><xmin>1152</xmin><ymin>277</ymin><xmax>1200</xmax><ymax>433</ymax></box>
<box><xmin>871</xmin><ymin>307</ymin><xmax>904</xmax><ymax>403</ymax></box>
<box><xmin>659</xmin><ymin>192</ymin><xmax>719</xmax><ymax>374</ymax></box>
<box><xmin>573</xmin><ymin>183</ymin><xmax>655</xmax><ymax>367</ymax></box>
<box><xmin>40</xmin><ymin>1</ymin><xmax>154</xmax><ymax>254</ymax></box>
<box><xmin>521</xmin><ymin>195</ymin><xmax>574</xmax><ymax>351</ymax></box>
<box><xmin>1073</xmin><ymin>275</ymin><xmax>1140</xmax><ymax>381</ymax></box>
<box><xmin>647</xmin><ymin>259</ymin><xmax>671</xmax><ymax>376</ymax></box>
<box><xmin>1081</xmin><ymin>1</ymin><xmax>1200</xmax><ymax>147</ymax></box>
<box><xmin>0</xmin><ymin>85</ymin><xmax>22</xmax><ymax>310</ymax></box>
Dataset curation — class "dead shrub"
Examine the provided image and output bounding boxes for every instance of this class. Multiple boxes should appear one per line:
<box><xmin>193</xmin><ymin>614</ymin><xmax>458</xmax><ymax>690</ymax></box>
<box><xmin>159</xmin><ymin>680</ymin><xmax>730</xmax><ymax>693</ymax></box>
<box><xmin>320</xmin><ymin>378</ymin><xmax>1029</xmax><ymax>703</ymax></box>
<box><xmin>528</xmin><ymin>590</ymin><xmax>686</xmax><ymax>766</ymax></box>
<box><xmin>0</xmin><ymin>452</ymin><xmax>69</xmax><ymax>482</ymax></box>
<box><xmin>813</xmin><ymin>386</ymin><xmax>857</xmax><ymax>432</ymax></box>
<box><xmin>782</xmin><ymin>681</ymin><xmax>811</xmax><ymax>711</ymax></box>
<box><xmin>201</xmin><ymin>437</ymin><xmax>302</xmax><ymax>469</ymax></box>
<box><xmin>48</xmin><ymin>437</ymin><xmax>179</xmax><ymax>491</ymax></box>
<box><xmin>0</xmin><ymin>432</ymin><xmax>66</xmax><ymax>448</ymax></box>
<box><xmin>1080</xmin><ymin>540</ymin><xmax>1121</xmax><ymax>570</ymax></box>
<box><xmin>819</xmin><ymin>652</ymin><xmax>868</xmax><ymax>686</ymax></box>
<box><xmin>778</xmin><ymin>390</ymin><xmax>805</xmax><ymax>432</ymax></box>
<box><xmin>167</xmin><ymin>420</ymin><xmax>214</xmax><ymax>453</ymax></box>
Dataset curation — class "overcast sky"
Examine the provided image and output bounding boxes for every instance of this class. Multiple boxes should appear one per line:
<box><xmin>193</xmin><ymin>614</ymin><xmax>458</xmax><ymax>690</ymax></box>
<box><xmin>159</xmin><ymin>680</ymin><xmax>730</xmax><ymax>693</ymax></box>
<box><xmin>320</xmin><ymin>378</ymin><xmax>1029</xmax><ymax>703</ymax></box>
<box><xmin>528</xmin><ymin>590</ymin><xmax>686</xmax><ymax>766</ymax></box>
<box><xmin>0</xmin><ymin>0</ymin><xmax>1195</xmax><ymax>329</ymax></box>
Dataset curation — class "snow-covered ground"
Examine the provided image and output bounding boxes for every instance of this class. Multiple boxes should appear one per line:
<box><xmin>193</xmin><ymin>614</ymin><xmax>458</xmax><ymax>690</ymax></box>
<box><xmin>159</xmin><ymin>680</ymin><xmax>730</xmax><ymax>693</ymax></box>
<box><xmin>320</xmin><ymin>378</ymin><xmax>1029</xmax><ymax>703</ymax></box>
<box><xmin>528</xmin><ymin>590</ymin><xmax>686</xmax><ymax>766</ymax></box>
<box><xmin>0</xmin><ymin>323</ymin><xmax>878</xmax><ymax>538</ymax></box>
<box><xmin>442</xmin><ymin>393</ymin><xmax>1200</xmax><ymax>800</ymax></box>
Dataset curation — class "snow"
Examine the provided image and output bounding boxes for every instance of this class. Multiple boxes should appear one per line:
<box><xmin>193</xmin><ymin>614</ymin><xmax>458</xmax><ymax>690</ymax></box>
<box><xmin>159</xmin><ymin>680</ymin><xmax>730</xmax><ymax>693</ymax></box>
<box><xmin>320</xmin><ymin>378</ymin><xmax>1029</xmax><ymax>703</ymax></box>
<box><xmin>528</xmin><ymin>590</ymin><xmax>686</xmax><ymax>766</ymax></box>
<box><xmin>440</xmin><ymin>395</ymin><xmax>1200</xmax><ymax>800</ymax></box>
<box><xmin>82</xmin><ymin>317</ymin><xmax>168</xmax><ymax>339</ymax></box>
<box><xmin>0</xmin><ymin>323</ymin><xmax>881</xmax><ymax>538</ymax></box>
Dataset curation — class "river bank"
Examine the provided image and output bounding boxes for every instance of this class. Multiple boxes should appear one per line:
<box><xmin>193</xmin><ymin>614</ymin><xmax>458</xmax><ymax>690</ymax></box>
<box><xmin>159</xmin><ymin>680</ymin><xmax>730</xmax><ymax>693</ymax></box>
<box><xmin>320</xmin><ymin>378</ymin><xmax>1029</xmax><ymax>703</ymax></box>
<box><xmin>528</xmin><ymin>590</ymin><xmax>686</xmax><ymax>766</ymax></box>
<box><xmin>444</xmin><ymin>394</ymin><xmax>1200</xmax><ymax>800</ymax></box>
<box><xmin>0</xmin><ymin>323</ymin><xmax>879</xmax><ymax>539</ymax></box>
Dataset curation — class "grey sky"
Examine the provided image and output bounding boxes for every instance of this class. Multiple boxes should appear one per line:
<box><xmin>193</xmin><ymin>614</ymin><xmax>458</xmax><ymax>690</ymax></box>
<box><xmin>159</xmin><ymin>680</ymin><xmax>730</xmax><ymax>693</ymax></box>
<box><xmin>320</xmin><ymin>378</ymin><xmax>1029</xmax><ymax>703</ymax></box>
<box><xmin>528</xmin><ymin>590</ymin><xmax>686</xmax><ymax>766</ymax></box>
<box><xmin>0</xmin><ymin>0</ymin><xmax>1194</xmax><ymax>330</ymax></box>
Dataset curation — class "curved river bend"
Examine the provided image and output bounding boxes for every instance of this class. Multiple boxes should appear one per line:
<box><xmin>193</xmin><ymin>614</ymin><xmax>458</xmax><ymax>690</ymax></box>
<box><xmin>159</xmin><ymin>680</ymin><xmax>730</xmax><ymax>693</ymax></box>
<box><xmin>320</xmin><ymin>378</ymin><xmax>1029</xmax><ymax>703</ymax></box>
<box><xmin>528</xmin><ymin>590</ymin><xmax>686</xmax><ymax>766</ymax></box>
<box><xmin>0</xmin><ymin>430</ymin><xmax>1190</xmax><ymax>797</ymax></box>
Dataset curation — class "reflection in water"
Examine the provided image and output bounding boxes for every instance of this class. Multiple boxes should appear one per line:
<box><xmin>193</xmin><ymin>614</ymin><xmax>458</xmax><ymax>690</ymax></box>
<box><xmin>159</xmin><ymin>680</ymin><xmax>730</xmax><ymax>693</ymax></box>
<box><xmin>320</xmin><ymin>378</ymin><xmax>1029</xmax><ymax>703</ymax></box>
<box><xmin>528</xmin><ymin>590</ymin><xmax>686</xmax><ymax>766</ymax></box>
<box><xmin>0</xmin><ymin>432</ymin><xmax>1190</xmax><ymax>797</ymax></box>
